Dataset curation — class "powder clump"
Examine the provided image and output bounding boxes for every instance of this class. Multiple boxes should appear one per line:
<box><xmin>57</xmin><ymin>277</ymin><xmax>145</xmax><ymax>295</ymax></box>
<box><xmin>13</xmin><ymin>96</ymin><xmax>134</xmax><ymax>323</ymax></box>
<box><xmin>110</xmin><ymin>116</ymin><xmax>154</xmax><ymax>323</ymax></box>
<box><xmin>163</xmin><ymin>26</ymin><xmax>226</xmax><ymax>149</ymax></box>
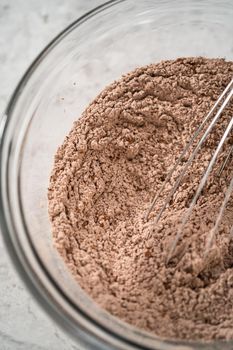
<box><xmin>48</xmin><ymin>57</ymin><xmax>233</xmax><ymax>341</ymax></box>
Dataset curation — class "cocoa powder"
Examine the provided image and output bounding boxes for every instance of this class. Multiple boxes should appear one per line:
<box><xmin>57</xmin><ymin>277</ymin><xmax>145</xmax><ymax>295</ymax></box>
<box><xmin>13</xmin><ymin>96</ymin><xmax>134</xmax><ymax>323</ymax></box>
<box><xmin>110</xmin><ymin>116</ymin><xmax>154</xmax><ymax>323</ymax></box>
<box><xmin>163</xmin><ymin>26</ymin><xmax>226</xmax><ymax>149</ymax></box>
<box><xmin>48</xmin><ymin>57</ymin><xmax>233</xmax><ymax>341</ymax></box>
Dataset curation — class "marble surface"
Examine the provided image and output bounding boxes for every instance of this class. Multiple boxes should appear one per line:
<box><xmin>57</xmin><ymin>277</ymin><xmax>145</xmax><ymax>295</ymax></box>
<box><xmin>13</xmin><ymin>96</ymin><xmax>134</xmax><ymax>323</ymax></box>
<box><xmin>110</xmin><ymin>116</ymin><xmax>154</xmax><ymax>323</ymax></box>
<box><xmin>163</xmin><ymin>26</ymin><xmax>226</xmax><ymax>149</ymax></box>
<box><xmin>0</xmin><ymin>1</ymin><xmax>104</xmax><ymax>349</ymax></box>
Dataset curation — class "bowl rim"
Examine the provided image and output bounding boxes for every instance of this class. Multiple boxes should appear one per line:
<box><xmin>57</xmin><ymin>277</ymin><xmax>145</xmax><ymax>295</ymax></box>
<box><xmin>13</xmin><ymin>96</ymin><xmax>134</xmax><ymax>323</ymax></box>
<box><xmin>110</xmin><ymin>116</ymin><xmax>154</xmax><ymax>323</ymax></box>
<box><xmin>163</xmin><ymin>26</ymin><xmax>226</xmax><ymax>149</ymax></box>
<box><xmin>0</xmin><ymin>0</ymin><xmax>230</xmax><ymax>349</ymax></box>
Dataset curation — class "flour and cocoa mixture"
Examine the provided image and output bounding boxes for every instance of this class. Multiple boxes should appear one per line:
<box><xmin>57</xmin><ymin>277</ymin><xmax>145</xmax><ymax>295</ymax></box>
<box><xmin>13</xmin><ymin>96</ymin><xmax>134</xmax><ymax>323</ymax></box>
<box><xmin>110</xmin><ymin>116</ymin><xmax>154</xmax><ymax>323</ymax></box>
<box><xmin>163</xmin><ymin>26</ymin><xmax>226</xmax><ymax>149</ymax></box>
<box><xmin>48</xmin><ymin>57</ymin><xmax>233</xmax><ymax>341</ymax></box>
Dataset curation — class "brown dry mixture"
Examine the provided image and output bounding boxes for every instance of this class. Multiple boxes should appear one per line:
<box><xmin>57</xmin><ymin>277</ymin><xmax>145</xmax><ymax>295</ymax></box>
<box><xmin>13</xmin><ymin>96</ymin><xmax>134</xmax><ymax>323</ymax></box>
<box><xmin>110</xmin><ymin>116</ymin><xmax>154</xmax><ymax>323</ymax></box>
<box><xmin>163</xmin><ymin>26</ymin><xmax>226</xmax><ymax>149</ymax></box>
<box><xmin>48</xmin><ymin>57</ymin><xmax>233</xmax><ymax>341</ymax></box>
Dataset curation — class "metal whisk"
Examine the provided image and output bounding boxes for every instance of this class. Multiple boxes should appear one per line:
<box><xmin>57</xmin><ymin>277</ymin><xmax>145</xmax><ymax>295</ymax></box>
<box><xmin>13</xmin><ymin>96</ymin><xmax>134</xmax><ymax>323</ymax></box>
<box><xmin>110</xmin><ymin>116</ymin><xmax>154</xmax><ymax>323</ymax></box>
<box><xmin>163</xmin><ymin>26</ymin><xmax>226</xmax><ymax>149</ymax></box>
<box><xmin>145</xmin><ymin>78</ymin><xmax>233</xmax><ymax>264</ymax></box>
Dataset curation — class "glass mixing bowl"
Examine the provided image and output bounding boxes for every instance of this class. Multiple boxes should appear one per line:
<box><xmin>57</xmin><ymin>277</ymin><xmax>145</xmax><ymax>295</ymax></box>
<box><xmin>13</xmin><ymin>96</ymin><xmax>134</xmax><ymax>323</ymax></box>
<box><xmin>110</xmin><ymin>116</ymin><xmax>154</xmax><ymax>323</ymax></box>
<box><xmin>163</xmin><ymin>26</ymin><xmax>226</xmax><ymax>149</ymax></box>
<box><xmin>1</xmin><ymin>0</ymin><xmax>233</xmax><ymax>349</ymax></box>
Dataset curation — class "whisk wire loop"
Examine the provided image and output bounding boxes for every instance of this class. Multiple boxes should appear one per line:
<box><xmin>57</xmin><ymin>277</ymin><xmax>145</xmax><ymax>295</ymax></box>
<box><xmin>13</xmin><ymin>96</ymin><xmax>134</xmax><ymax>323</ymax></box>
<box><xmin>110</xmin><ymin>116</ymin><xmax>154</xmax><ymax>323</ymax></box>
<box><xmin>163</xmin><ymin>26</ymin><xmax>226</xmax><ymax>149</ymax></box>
<box><xmin>145</xmin><ymin>78</ymin><xmax>233</xmax><ymax>263</ymax></box>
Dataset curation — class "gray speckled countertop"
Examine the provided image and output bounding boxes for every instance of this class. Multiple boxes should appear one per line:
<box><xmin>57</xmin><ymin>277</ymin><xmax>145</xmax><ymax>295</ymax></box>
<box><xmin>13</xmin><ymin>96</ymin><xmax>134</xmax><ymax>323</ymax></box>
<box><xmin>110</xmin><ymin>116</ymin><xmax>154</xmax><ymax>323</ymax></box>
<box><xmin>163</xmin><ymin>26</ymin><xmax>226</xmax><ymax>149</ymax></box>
<box><xmin>0</xmin><ymin>1</ymin><xmax>104</xmax><ymax>349</ymax></box>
